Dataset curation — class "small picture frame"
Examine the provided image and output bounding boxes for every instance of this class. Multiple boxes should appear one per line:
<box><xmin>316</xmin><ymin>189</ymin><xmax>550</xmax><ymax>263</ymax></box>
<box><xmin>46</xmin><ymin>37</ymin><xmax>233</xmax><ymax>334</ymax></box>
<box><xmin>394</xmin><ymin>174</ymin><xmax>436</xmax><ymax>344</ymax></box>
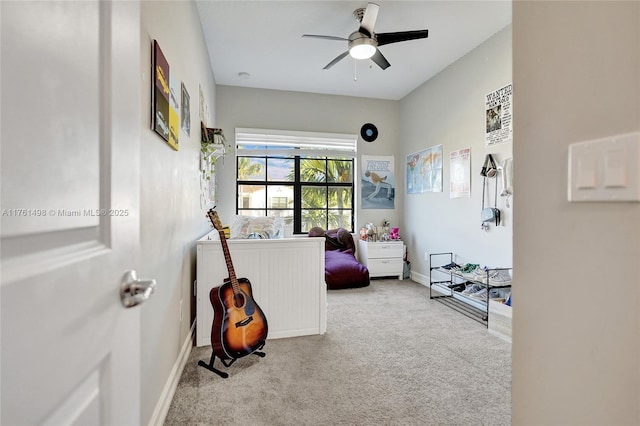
<box><xmin>180</xmin><ymin>82</ymin><xmax>191</xmax><ymax>137</ymax></box>
<box><xmin>201</xmin><ymin>121</ymin><xmax>210</xmax><ymax>143</ymax></box>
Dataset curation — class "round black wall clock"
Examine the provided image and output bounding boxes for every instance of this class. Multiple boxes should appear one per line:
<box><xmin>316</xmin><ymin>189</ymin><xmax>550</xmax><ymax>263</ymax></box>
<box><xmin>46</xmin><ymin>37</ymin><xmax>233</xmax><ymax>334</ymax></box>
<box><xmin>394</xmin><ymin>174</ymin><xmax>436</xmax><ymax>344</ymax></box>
<box><xmin>360</xmin><ymin>123</ymin><xmax>378</xmax><ymax>142</ymax></box>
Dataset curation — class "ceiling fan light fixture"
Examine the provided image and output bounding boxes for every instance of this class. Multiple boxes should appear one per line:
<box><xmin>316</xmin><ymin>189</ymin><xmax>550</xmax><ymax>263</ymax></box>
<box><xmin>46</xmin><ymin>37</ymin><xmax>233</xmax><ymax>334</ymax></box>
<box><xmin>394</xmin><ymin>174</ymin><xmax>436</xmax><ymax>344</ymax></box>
<box><xmin>303</xmin><ymin>2</ymin><xmax>428</xmax><ymax>70</ymax></box>
<box><xmin>349</xmin><ymin>38</ymin><xmax>376</xmax><ymax>59</ymax></box>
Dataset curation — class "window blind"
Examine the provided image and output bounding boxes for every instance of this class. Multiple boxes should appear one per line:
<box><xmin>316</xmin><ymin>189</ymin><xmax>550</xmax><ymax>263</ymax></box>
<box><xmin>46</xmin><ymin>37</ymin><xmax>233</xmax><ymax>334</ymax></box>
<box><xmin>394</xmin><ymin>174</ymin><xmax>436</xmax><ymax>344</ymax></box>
<box><xmin>235</xmin><ymin>128</ymin><xmax>357</xmax><ymax>158</ymax></box>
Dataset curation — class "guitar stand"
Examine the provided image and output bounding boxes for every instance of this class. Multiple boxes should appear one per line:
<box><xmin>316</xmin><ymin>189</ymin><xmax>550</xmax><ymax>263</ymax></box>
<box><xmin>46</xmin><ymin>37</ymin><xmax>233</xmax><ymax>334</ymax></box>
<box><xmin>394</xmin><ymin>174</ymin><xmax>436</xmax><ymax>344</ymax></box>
<box><xmin>198</xmin><ymin>345</ymin><xmax>266</xmax><ymax>379</ymax></box>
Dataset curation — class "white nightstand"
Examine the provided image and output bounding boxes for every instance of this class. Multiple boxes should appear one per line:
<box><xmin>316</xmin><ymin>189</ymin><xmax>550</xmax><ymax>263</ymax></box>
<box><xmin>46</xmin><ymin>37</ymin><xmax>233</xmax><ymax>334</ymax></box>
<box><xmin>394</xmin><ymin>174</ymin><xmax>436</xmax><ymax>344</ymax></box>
<box><xmin>357</xmin><ymin>240</ymin><xmax>405</xmax><ymax>279</ymax></box>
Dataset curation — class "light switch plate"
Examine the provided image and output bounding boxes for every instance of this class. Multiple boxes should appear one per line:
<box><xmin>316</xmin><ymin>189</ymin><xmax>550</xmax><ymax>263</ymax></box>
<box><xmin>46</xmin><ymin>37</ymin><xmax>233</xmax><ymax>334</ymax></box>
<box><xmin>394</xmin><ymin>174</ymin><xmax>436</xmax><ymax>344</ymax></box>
<box><xmin>568</xmin><ymin>132</ymin><xmax>640</xmax><ymax>202</ymax></box>
<box><xmin>576</xmin><ymin>153</ymin><xmax>597</xmax><ymax>189</ymax></box>
<box><xmin>603</xmin><ymin>148</ymin><xmax>627</xmax><ymax>188</ymax></box>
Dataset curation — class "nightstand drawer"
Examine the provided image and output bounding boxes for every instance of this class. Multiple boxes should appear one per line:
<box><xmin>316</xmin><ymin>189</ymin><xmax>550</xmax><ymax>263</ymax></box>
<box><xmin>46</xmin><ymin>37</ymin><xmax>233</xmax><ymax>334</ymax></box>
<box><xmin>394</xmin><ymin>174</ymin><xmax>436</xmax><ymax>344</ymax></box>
<box><xmin>367</xmin><ymin>258</ymin><xmax>403</xmax><ymax>276</ymax></box>
<box><xmin>366</xmin><ymin>243</ymin><xmax>404</xmax><ymax>258</ymax></box>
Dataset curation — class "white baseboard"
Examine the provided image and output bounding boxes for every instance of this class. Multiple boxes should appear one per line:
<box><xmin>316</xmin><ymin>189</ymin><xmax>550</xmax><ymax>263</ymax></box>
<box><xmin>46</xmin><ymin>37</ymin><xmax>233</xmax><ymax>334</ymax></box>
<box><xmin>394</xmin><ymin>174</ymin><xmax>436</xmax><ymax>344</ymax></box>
<box><xmin>148</xmin><ymin>321</ymin><xmax>195</xmax><ymax>426</ymax></box>
<box><xmin>411</xmin><ymin>270</ymin><xmax>429</xmax><ymax>286</ymax></box>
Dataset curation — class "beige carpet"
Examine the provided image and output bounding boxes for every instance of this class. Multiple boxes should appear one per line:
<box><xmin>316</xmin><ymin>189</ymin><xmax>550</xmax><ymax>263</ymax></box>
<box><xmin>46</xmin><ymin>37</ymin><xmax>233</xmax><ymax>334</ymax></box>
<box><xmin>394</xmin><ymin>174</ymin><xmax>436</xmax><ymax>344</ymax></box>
<box><xmin>165</xmin><ymin>279</ymin><xmax>511</xmax><ymax>425</ymax></box>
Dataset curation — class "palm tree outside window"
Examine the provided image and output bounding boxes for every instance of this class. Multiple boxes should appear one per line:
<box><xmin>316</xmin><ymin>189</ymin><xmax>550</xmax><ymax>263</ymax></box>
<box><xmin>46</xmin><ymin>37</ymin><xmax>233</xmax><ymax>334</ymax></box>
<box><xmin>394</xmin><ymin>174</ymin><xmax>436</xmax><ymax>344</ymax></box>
<box><xmin>235</xmin><ymin>129</ymin><xmax>357</xmax><ymax>234</ymax></box>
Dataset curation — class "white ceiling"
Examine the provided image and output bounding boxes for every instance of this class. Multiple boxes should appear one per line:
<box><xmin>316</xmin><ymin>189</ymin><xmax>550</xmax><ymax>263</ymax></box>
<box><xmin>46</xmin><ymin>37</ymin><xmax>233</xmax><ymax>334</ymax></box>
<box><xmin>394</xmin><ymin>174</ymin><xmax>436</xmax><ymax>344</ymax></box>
<box><xmin>195</xmin><ymin>1</ymin><xmax>511</xmax><ymax>101</ymax></box>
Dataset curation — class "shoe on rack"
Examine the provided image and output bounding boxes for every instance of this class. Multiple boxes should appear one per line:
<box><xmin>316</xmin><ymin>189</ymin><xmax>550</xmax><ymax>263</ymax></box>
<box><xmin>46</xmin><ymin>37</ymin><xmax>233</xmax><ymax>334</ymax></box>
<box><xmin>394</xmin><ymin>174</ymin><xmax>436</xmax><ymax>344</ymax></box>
<box><xmin>467</xmin><ymin>266</ymin><xmax>489</xmax><ymax>282</ymax></box>
<box><xmin>461</xmin><ymin>283</ymin><xmax>484</xmax><ymax>295</ymax></box>
<box><xmin>469</xmin><ymin>287</ymin><xmax>488</xmax><ymax>301</ymax></box>
<box><xmin>489</xmin><ymin>288</ymin><xmax>503</xmax><ymax>299</ymax></box>
<box><xmin>488</xmin><ymin>269</ymin><xmax>512</xmax><ymax>284</ymax></box>
<box><xmin>460</xmin><ymin>263</ymin><xmax>479</xmax><ymax>274</ymax></box>
<box><xmin>448</xmin><ymin>283</ymin><xmax>466</xmax><ymax>292</ymax></box>
<box><xmin>460</xmin><ymin>266</ymin><xmax>483</xmax><ymax>281</ymax></box>
<box><xmin>441</xmin><ymin>262</ymin><xmax>461</xmax><ymax>270</ymax></box>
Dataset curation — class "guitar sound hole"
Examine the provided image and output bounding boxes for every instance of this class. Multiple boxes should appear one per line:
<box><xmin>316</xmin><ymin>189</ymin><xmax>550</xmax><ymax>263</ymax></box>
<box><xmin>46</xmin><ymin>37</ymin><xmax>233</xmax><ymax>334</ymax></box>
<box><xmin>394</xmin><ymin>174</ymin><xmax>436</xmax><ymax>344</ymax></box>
<box><xmin>233</xmin><ymin>293</ymin><xmax>245</xmax><ymax>308</ymax></box>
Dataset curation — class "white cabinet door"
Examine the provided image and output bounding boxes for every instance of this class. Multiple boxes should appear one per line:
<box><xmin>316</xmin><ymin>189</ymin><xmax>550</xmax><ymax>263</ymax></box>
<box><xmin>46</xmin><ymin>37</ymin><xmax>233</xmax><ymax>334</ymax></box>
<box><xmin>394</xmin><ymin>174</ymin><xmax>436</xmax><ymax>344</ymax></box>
<box><xmin>1</xmin><ymin>1</ymin><xmax>143</xmax><ymax>424</ymax></box>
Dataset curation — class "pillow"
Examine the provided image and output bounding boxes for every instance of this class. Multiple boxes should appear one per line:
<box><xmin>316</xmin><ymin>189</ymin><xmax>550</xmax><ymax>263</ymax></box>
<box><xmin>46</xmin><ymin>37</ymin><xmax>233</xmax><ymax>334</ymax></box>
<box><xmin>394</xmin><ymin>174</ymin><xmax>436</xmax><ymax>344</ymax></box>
<box><xmin>325</xmin><ymin>228</ymin><xmax>355</xmax><ymax>253</ymax></box>
<box><xmin>230</xmin><ymin>215</ymin><xmax>284</xmax><ymax>239</ymax></box>
<box><xmin>308</xmin><ymin>227</ymin><xmax>356</xmax><ymax>253</ymax></box>
<box><xmin>308</xmin><ymin>226</ymin><xmax>325</xmax><ymax>237</ymax></box>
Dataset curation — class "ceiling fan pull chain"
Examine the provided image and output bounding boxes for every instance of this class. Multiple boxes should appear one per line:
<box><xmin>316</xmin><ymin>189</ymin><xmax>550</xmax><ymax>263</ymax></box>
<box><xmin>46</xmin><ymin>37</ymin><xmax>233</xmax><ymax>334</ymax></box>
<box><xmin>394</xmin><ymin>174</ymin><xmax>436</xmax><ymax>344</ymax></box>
<box><xmin>354</xmin><ymin>59</ymin><xmax>357</xmax><ymax>81</ymax></box>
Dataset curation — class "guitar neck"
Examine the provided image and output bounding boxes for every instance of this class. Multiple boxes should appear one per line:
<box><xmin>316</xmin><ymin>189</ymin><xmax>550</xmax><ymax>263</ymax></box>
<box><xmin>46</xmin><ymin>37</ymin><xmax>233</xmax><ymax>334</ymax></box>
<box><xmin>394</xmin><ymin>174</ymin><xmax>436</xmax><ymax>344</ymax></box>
<box><xmin>216</xmin><ymin>228</ymin><xmax>240</xmax><ymax>292</ymax></box>
<box><xmin>207</xmin><ymin>209</ymin><xmax>242</xmax><ymax>294</ymax></box>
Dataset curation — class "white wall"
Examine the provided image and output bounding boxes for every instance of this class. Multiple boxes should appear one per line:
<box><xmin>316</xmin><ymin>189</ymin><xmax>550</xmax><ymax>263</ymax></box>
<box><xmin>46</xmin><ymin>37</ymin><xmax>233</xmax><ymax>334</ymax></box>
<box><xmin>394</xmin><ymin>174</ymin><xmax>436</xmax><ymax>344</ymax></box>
<box><xmin>512</xmin><ymin>2</ymin><xmax>640</xmax><ymax>424</ymax></box>
<box><xmin>140</xmin><ymin>1</ymin><xmax>216</xmax><ymax>424</ymax></box>
<box><xmin>399</xmin><ymin>26</ymin><xmax>512</xmax><ymax>276</ymax></box>
<box><xmin>215</xmin><ymin>85</ymin><xmax>401</xmax><ymax>231</ymax></box>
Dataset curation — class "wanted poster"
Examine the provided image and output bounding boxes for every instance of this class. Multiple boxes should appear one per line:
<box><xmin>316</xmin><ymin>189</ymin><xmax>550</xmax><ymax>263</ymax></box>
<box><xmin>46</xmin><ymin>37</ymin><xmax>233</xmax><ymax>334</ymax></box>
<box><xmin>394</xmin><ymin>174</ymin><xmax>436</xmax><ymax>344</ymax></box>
<box><xmin>485</xmin><ymin>83</ymin><xmax>513</xmax><ymax>146</ymax></box>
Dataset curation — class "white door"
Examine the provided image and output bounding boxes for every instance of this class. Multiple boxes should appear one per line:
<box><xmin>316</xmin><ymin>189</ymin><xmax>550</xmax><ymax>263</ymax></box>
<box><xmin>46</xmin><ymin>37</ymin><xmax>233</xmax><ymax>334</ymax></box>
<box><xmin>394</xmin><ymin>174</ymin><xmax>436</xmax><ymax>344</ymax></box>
<box><xmin>1</xmin><ymin>1</ymin><xmax>145</xmax><ymax>424</ymax></box>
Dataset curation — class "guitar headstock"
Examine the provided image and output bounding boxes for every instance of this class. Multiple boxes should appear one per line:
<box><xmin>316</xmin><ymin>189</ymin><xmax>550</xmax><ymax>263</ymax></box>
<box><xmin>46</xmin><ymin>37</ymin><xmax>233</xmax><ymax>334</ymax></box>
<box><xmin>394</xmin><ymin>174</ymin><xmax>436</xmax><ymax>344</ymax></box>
<box><xmin>207</xmin><ymin>208</ymin><xmax>224</xmax><ymax>231</ymax></box>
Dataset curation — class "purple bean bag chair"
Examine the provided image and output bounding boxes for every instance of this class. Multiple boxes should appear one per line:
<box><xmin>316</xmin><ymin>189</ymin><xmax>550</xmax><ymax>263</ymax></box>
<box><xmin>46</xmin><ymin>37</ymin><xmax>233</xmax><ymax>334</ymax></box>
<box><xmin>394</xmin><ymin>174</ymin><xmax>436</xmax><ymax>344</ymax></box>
<box><xmin>309</xmin><ymin>227</ymin><xmax>370</xmax><ymax>290</ymax></box>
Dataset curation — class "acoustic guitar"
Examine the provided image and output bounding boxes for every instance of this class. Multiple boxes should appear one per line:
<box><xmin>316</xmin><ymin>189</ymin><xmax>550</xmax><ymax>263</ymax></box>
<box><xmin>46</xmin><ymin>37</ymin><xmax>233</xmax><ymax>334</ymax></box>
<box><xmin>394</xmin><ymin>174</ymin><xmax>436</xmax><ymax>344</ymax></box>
<box><xmin>206</xmin><ymin>208</ymin><xmax>268</xmax><ymax>361</ymax></box>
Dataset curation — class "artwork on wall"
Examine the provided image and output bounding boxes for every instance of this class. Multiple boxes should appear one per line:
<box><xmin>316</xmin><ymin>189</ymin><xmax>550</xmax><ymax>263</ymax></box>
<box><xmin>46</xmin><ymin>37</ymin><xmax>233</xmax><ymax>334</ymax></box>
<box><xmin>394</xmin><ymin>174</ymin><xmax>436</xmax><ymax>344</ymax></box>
<box><xmin>180</xmin><ymin>82</ymin><xmax>190</xmax><ymax>137</ymax></box>
<box><xmin>485</xmin><ymin>83</ymin><xmax>513</xmax><ymax>146</ymax></box>
<box><xmin>168</xmin><ymin>71</ymin><xmax>180</xmax><ymax>149</ymax></box>
<box><xmin>450</xmin><ymin>147</ymin><xmax>471</xmax><ymax>198</ymax></box>
<box><xmin>361</xmin><ymin>155</ymin><xmax>395</xmax><ymax>210</ymax></box>
<box><xmin>152</xmin><ymin>40</ymin><xmax>179</xmax><ymax>150</ymax></box>
<box><xmin>198</xmin><ymin>85</ymin><xmax>209</xmax><ymax>127</ymax></box>
<box><xmin>406</xmin><ymin>145</ymin><xmax>443</xmax><ymax>194</ymax></box>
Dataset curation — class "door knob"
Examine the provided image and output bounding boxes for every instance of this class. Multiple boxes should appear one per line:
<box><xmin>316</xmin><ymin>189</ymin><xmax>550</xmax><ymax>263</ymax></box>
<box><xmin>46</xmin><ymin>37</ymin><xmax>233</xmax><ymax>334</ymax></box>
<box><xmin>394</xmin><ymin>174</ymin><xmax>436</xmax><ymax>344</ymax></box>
<box><xmin>120</xmin><ymin>270</ymin><xmax>156</xmax><ymax>308</ymax></box>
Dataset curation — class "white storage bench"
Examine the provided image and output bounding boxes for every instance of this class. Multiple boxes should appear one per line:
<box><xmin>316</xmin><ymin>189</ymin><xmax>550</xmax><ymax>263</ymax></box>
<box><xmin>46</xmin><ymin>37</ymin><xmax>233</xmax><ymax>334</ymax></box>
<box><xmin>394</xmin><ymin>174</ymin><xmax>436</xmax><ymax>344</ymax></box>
<box><xmin>196</xmin><ymin>232</ymin><xmax>326</xmax><ymax>346</ymax></box>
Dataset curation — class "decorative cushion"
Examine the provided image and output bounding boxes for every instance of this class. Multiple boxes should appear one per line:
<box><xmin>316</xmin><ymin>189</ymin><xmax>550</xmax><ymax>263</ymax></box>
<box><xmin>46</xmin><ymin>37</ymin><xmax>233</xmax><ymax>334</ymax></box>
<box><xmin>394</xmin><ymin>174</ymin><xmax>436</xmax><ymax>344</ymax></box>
<box><xmin>309</xmin><ymin>227</ymin><xmax>357</xmax><ymax>253</ymax></box>
<box><xmin>230</xmin><ymin>215</ymin><xmax>284</xmax><ymax>239</ymax></box>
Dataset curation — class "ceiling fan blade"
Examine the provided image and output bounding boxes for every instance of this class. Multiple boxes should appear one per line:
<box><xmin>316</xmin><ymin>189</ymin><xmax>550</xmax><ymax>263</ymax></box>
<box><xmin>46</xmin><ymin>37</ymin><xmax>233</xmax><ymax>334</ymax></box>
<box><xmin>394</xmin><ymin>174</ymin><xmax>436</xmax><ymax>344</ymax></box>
<box><xmin>302</xmin><ymin>34</ymin><xmax>348</xmax><ymax>41</ymax></box>
<box><xmin>359</xmin><ymin>2</ymin><xmax>380</xmax><ymax>37</ymax></box>
<box><xmin>371</xmin><ymin>49</ymin><xmax>390</xmax><ymax>70</ymax></box>
<box><xmin>323</xmin><ymin>51</ymin><xmax>350</xmax><ymax>70</ymax></box>
<box><xmin>376</xmin><ymin>30</ymin><xmax>429</xmax><ymax>47</ymax></box>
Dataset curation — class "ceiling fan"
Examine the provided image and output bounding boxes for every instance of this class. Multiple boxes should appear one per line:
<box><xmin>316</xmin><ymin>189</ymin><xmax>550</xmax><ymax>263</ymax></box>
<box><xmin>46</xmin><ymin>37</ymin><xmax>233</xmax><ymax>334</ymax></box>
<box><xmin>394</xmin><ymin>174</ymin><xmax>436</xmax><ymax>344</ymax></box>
<box><xmin>302</xmin><ymin>2</ymin><xmax>429</xmax><ymax>70</ymax></box>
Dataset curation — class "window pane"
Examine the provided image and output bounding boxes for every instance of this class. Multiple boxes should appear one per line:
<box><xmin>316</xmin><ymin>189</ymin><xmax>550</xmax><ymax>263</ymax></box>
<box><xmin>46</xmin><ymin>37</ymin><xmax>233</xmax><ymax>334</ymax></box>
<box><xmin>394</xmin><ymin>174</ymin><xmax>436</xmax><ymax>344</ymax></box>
<box><xmin>267</xmin><ymin>185</ymin><xmax>294</xmax><ymax>209</ymax></box>
<box><xmin>270</xmin><ymin>196</ymin><xmax>288</xmax><ymax>209</ymax></box>
<box><xmin>237</xmin><ymin>209</ymin><xmax>265</xmax><ymax>217</ymax></box>
<box><xmin>300</xmin><ymin>159</ymin><xmax>326</xmax><ymax>182</ymax></box>
<box><xmin>328</xmin><ymin>210</ymin><xmax>352</xmax><ymax>230</ymax></box>
<box><xmin>237</xmin><ymin>184</ymin><xmax>265</xmax><ymax>208</ymax></box>
<box><xmin>302</xmin><ymin>186</ymin><xmax>327</xmax><ymax>208</ymax></box>
<box><xmin>328</xmin><ymin>187</ymin><xmax>352</xmax><ymax>208</ymax></box>
<box><xmin>267</xmin><ymin>158</ymin><xmax>294</xmax><ymax>182</ymax></box>
<box><xmin>237</xmin><ymin>157</ymin><xmax>266</xmax><ymax>180</ymax></box>
<box><xmin>327</xmin><ymin>160</ymin><xmax>352</xmax><ymax>183</ymax></box>
<box><xmin>301</xmin><ymin>210</ymin><xmax>327</xmax><ymax>232</ymax></box>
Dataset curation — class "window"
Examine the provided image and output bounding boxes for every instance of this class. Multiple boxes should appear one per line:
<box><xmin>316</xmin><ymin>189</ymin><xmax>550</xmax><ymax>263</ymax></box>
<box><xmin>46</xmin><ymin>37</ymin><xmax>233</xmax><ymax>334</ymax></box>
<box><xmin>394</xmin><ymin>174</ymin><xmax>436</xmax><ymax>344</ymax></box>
<box><xmin>271</xmin><ymin>196</ymin><xmax>288</xmax><ymax>209</ymax></box>
<box><xmin>236</xmin><ymin>128</ymin><xmax>357</xmax><ymax>234</ymax></box>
